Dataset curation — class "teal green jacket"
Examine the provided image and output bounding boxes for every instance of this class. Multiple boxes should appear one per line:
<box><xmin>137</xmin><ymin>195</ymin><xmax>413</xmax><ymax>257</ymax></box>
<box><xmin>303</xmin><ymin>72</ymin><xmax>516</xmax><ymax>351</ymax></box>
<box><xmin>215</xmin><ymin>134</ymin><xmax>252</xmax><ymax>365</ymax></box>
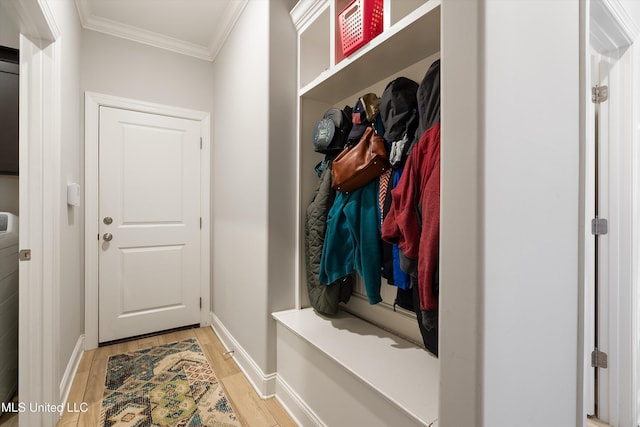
<box><xmin>319</xmin><ymin>180</ymin><xmax>382</xmax><ymax>304</ymax></box>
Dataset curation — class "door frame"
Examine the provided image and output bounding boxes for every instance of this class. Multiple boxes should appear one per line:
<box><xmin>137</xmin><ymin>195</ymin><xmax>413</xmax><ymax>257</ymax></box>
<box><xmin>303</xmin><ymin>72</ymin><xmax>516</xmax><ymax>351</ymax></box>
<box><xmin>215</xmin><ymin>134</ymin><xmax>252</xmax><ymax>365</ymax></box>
<box><xmin>84</xmin><ymin>92</ymin><xmax>211</xmax><ymax>350</ymax></box>
<box><xmin>3</xmin><ymin>0</ymin><xmax>61</xmax><ymax>425</ymax></box>
<box><xmin>584</xmin><ymin>0</ymin><xmax>640</xmax><ymax>425</ymax></box>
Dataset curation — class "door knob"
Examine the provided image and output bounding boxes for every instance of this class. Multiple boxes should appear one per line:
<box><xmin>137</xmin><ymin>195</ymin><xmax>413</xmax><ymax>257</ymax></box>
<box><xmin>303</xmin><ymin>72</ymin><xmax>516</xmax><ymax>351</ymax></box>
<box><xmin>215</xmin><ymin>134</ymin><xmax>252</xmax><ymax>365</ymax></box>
<box><xmin>103</xmin><ymin>233</ymin><xmax>113</xmax><ymax>242</ymax></box>
<box><xmin>103</xmin><ymin>217</ymin><xmax>113</xmax><ymax>225</ymax></box>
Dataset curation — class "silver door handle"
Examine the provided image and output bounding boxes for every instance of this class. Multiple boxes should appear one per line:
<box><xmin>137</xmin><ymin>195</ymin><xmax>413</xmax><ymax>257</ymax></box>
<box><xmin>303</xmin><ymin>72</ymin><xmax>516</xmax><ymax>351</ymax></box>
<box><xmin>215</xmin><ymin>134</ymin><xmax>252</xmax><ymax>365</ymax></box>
<box><xmin>103</xmin><ymin>233</ymin><xmax>113</xmax><ymax>242</ymax></box>
<box><xmin>103</xmin><ymin>216</ymin><xmax>113</xmax><ymax>225</ymax></box>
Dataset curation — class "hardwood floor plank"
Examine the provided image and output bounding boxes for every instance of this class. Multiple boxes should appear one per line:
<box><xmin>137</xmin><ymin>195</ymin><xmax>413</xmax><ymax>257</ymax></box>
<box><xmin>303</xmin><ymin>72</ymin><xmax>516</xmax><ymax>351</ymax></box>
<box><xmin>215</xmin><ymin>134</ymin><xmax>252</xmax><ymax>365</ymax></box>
<box><xmin>58</xmin><ymin>370</ymin><xmax>89</xmax><ymax>424</ymax></box>
<box><xmin>202</xmin><ymin>342</ymin><xmax>241</xmax><ymax>379</ymax></box>
<box><xmin>56</xmin><ymin>414</ymin><xmax>78</xmax><ymax>427</ymax></box>
<box><xmin>75</xmin><ymin>402</ymin><xmax>101</xmax><ymax>427</ymax></box>
<box><xmin>221</xmin><ymin>372</ymin><xmax>278</xmax><ymax>427</ymax></box>
<box><xmin>196</xmin><ymin>327</ymin><xmax>242</xmax><ymax>379</ymax></box>
<box><xmin>136</xmin><ymin>335</ymin><xmax>160</xmax><ymax>350</ymax></box>
<box><xmin>194</xmin><ymin>326</ymin><xmax>215</xmax><ymax>344</ymax></box>
<box><xmin>173</xmin><ymin>328</ymin><xmax>195</xmax><ymax>341</ymax></box>
<box><xmin>587</xmin><ymin>418</ymin><xmax>610</xmax><ymax>427</ymax></box>
<box><xmin>119</xmin><ymin>339</ymin><xmax>138</xmax><ymax>353</ymax></box>
<box><xmin>157</xmin><ymin>331</ymin><xmax>179</xmax><ymax>345</ymax></box>
<box><xmin>83</xmin><ymin>357</ymin><xmax>107</xmax><ymax>405</ymax></box>
<box><xmin>92</xmin><ymin>344</ymin><xmax>120</xmax><ymax>361</ymax></box>
<box><xmin>76</xmin><ymin>349</ymin><xmax>95</xmax><ymax>374</ymax></box>
<box><xmin>265</xmin><ymin>397</ymin><xmax>299</xmax><ymax>427</ymax></box>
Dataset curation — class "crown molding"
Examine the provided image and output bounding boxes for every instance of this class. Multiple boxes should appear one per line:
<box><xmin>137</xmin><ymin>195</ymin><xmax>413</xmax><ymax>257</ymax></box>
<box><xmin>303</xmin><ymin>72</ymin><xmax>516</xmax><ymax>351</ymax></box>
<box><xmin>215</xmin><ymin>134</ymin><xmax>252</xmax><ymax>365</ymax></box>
<box><xmin>290</xmin><ymin>0</ymin><xmax>328</xmax><ymax>31</ymax></box>
<box><xmin>591</xmin><ymin>0</ymin><xmax>640</xmax><ymax>53</ymax></box>
<box><xmin>209</xmin><ymin>0</ymin><xmax>249</xmax><ymax>61</ymax></box>
<box><xmin>74</xmin><ymin>0</ymin><xmax>248</xmax><ymax>62</ymax></box>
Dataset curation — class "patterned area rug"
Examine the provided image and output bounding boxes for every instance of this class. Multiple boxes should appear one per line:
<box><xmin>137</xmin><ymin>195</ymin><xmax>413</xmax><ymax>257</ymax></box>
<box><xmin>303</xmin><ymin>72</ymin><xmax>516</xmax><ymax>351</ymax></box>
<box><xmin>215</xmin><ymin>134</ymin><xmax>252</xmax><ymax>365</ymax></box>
<box><xmin>99</xmin><ymin>338</ymin><xmax>241</xmax><ymax>427</ymax></box>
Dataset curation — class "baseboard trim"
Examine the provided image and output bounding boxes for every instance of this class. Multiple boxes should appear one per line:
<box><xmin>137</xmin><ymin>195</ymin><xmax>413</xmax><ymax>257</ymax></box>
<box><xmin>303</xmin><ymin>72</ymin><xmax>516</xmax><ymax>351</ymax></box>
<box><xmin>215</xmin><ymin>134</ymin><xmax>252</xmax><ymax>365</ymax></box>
<box><xmin>59</xmin><ymin>335</ymin><xmax>84</xmax><ymax>406</ymax></box>
<box><xmin>275</xmin><ymin>375</ymin><xmax>325</xmax><ymax>427</ymax></box>
<box><xmin>209</xmin><ymin>312</ymin><xmax>276</xmax><ymax>398</ymax></box>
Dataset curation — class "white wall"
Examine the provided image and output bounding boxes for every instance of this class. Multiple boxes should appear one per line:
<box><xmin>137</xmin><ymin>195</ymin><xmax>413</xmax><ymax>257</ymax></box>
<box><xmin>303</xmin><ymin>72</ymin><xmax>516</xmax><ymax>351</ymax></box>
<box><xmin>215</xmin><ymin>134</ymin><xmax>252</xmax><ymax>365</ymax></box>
<box><xmin>266</xmin><ymin>0</ymin><xmax>297</xmax><ymax>375</ymax></box>
<box><xmin>211</xmin><ymin>0</ymin><xmax>296</xmax><ymax>377</ymax></box>
<box><xmin>80</xmin><ymin>30</ymin><xmax>214</xmax><ymax>114</ymax></box>
<box><xmin>0</xmin><ymin>8</ymin><xmax>20</xmax><ymax>216</ymax></box>
<box><xmin>211</xmin><ymin>0</ymin><xmax>270</xmax><ymax>373</ymax></box>
<box><xmin>441</xmin><ymin>1</ymin><xmax>580</xmax><ymax>426</ymax></box>
<box><xmin>482</xmin><ymin>1</ymin><xmax>579</xmax><ymax>425</ymax></box>
<box><xmin>46</xmin><ymin>0</ymin><xmax>85</xmax><ymax>384</ymax></box>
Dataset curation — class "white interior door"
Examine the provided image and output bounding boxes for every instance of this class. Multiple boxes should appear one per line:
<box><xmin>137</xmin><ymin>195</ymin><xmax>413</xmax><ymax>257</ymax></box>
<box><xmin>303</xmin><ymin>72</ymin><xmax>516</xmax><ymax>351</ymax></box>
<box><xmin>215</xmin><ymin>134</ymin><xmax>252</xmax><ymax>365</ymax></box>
<box><xmin>98</xmin><ymin>106</ymin><xmax>202</xmax><ymax>343</ymax></box>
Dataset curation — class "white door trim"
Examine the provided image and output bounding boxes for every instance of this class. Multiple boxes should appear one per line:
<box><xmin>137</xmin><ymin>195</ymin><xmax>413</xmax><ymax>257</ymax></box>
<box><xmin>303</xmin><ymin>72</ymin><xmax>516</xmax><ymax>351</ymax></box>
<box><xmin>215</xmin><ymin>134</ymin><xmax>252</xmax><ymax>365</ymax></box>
<box><xmin>84</xmin><ymin>92</ymin><xmax>211</xmax><ymax>350</ymax></box>
<box><xmin>4</xmin><ymin>0</ymin><xmax>61</xmax><ymax>425</ymax></box>
<box><xmin>587</xmin><ymin>1</ymin><xmax>640</xmax><ymax>425</ymax></box>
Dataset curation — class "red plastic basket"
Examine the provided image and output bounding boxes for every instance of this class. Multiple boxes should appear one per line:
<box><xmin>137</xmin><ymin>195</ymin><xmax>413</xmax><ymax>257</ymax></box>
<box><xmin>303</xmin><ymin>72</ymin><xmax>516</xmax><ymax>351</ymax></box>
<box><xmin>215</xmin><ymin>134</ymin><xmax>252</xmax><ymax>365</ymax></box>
<box><xmin>338</xmin><ymin>0</ymin><xmax>384</xmax><ymax>57</ymax></box>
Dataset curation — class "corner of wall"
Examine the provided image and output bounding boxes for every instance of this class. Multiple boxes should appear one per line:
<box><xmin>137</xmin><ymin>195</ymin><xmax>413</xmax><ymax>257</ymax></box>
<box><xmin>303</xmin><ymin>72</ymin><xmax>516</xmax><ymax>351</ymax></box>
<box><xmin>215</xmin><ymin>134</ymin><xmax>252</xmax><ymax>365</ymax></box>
<box><xmin>210</xmin><ymin>312</ymin><xmax>277</xmax><ymax>398</ymax></box>
<box><xmin>266</xmin><ymin>0</ymin><xmax>299</xmax><ymax>374</ymax></box>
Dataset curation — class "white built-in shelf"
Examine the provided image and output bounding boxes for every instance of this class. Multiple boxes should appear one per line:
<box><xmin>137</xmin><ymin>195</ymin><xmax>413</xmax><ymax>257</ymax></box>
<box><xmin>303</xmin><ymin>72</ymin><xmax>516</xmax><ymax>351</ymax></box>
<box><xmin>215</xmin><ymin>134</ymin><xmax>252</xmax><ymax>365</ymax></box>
<box><xmin>290</xmin><ymin>0</ymin><xmax>442</xmax><ymax>407</ymax></box>
<box><xmin>272</xmin><ymin>308</ymin><xmax>440</xmax><ymax>425</ymax></box>
<box><xmin>293</xmin><ymin>0</ymin><xmax>441</xmax><ymax>102</ymax></box>
<box><xmin>298</xmin><ymin>3</ymin><xmax>331</xmax><ymax>91</ymax></box>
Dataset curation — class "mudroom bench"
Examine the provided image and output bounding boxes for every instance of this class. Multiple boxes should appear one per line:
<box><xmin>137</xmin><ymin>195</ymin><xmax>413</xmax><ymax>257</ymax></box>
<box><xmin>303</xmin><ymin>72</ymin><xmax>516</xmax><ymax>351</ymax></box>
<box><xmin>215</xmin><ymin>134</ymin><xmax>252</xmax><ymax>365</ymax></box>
<box><xmin>272</xmin><ymin>308</ymin><xmax>439</xmax><ymax>426</ymax></box>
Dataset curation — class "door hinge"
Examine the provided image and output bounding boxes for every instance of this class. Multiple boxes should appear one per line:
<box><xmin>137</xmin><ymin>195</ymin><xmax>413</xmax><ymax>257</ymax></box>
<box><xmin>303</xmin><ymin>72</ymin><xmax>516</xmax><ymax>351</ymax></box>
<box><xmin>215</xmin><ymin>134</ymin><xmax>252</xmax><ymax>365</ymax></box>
<box><xmin>19</xmin><ymin>249</ymin><xmax>31</xmax><ymax>262</ymax></box>
<box><xmin>591</xmin><ymin>348</ymin><xmax>608</xmax><ymax>368</ymax></box>
<box><xmin>199</xmin><ymin>298</ymin><xmax>202</xmax><ymax>309</ymax></box>
<box><xmin>200</xmin><ymin>137</ymin><xmax>202</xmax><ymax>149</ymax></box>
<box><xmin>200</xmin><ymin>217</ymin><xmax>202</xmax><ymax>229</ymax></box>
<box><xmin>591</xmin><ymin>217</ymin><xmax>608</xmax><ymax>235</ymax></box>
<box><xmin>592</xmin><ymin>85</ymin><xmax>608</xmax><ymax>104</ymax></box>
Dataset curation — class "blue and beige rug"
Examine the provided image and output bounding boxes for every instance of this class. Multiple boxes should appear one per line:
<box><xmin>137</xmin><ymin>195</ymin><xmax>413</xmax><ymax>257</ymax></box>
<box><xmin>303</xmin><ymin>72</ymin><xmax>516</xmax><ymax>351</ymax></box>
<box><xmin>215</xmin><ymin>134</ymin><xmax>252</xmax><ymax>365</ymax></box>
<box><xmin>99</xmin><ymin>338</ymin><xmax>241</xmax><ymax>427</ymax></box>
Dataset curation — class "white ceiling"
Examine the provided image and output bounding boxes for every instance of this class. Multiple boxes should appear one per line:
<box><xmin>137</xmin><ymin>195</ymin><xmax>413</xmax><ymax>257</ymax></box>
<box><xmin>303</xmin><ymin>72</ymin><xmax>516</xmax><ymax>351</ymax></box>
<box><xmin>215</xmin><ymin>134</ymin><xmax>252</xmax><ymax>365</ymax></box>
<box><xmin>75</xmin><ymin>0</ymin><xmax>248</xmax><ymax>61</ymax></box>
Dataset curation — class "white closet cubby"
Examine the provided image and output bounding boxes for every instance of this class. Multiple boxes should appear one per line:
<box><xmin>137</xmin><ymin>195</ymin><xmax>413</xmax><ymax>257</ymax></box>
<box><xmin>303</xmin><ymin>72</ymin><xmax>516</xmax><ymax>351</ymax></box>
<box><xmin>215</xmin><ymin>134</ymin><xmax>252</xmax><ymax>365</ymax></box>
<box><xmin>273</xmin><ymin>1</ymin><xmax>441</xmax><ymax>425</ymax></box>
<box><xmin>293</xmin><ymin>0</ymin><xmax>441</xmax><ymax>342</ymax></box>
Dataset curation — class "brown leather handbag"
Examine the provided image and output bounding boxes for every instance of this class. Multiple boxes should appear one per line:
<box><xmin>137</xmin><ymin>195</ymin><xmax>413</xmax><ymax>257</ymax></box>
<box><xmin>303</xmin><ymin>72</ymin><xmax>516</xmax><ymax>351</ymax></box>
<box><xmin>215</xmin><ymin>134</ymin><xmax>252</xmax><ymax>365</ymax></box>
<box><xmin>331</xmin><ymin>126</ymin><xmax>390</xmax><ymax>193</ymax></box>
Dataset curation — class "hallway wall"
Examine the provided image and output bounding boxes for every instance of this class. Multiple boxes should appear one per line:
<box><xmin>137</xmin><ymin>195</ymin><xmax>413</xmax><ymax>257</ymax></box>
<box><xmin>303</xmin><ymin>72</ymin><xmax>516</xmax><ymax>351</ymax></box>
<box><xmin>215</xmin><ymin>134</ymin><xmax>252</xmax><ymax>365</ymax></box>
<box><xmin>46</xmin><ymin>0</ymin><xmax>85</xmax><ymax>387</ymax></box>
<box><xmin>80</xmin><ymin>30</ymin><xmax>214</xmax><ymax>115</ymax></box>
<box><xmin>211</xmin><ymin>0</ymin><xmax>296</xmax><ymax>377</ymax></box>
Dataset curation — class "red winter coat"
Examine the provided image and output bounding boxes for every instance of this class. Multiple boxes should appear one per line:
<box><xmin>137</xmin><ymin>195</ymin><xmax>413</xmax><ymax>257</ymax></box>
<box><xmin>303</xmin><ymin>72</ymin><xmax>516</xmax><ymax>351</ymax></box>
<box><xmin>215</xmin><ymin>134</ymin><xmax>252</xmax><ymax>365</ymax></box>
<box><xmin>381</xmin><ymin>123</ymin><xmax>440</xmax><ymax>311</ymax></box>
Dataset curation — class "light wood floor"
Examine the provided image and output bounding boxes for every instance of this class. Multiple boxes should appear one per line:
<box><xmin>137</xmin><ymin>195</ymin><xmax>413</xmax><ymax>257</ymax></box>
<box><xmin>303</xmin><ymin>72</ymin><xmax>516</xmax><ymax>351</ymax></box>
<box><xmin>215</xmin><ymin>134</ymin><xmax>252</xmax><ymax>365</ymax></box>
<box><xmin>586</xmin><ymin>417</ymin><xmax>611</xmax><ymax>427</ymax></box>
<box><xmin>56</xmin><ymin>327</ymin><xmax>297</xmax><ymax>427</ymax></box>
